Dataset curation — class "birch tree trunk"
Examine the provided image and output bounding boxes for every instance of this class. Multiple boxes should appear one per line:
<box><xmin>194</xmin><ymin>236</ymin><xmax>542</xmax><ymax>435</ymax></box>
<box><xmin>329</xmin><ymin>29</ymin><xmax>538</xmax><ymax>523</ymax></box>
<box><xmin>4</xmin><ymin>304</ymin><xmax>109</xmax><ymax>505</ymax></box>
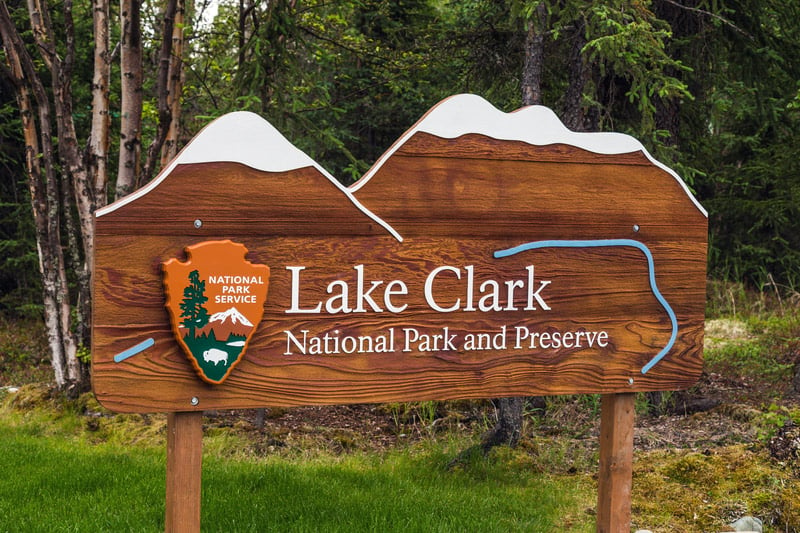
<box><xmin>28</xmin><ymin>0</ymin><xmax>97</xmax><ymax>266</ymax></box>
<box><xmin>141</xmin><ymin>0</ymin><xmax>178</xmax><ymax>185</ymax></box>
<box><xmin>161</xmin><ymin>0</ymin><xmax>187</xmax><ymax>166</ymax></box>
<box><xmin>28</xmin><ymin>0</ymin><xmax>96</xmax><ymax>387</ymax></box>
<box><xmin>0</xmin><ymin>2</ymin><xmax>74</xmax><ymax>389</ymax></box>
<box><xmin>90</xmin><ymin>0</ymin><xmax>111</xmax><ymax>207</ymax></box>
<box><xmin>118</xmin><ymin>0</ymin><xmax>143</xmax><ymax>198</ymax></box>
<box><xmin>1</xmin><ymin>0</ymin><xmax>113</xmax><ymax>391</ymax></box>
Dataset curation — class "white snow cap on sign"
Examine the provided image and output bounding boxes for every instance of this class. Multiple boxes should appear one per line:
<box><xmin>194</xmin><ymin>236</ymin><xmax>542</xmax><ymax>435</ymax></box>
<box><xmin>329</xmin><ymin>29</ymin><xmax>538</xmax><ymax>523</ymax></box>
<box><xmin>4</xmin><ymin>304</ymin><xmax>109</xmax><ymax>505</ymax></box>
<box><xmin>174</xmin><ymin>111</ymin><xmax>322</xmax><ymax>173</ymax></box>
<box><xmin>415</xmin><ymin>93</ymin><xmax>638</xmax><ymax>153</ymax></box>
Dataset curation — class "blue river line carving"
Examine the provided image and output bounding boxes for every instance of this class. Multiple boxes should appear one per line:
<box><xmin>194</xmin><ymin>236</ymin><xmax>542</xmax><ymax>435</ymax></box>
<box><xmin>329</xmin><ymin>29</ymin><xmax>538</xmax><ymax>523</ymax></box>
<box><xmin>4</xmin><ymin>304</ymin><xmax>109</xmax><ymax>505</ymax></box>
<box><xmin>113</xmin><ymin>338</ymin><xmax>155</xmax><ymax>363</ymax></box>
<box><xmin>493</xmin><ymin>239</ymin><xmax>677</xmax><ymax>374</ymax></box>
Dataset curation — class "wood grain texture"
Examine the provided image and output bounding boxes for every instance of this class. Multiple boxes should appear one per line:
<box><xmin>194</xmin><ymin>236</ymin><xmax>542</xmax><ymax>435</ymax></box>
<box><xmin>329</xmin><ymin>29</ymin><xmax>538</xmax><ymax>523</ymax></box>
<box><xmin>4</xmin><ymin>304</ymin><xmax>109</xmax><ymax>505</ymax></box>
<box><xmin>396</xmin><ymin>132</ymin><xmax>653</xmax><ymax>165</ymax></box>
<box><xmin>597</xmin><ymin>393</ymin><xmax>635</xmax><ymax>533</ymax></box>
<box><xmin>93</xmin><ymin>131</ymin><xmax>706</xmax><ymax>413</ymax></box>
<box><xmin>165</xmin><ymin>412</ymin><xmax>203</xmax><ymax>533</ymax></box>
<box><xmin>355</xmin><ymin>135</ymin><xmax>703</xmax><ymax>238</ymax></box>
<box><xmin>95</xmin><ymin>163</ymin><xmax>386</xmax><ymax>236</ymax></box>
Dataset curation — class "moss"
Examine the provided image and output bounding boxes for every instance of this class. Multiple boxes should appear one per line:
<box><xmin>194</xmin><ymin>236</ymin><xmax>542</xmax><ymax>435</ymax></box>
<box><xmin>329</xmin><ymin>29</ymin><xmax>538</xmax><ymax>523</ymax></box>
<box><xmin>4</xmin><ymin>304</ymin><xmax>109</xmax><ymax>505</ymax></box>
<box><xmin>82</xmin><ymin>413</ymin><xmax>167</xmax><ymax>449</ymax></box>
<box><xmin>633</xmin><ymin>446</ymin><xmax>800</xmax><ymax>532</ymax></box>
<box><xmin>4</xmin><ymin>383</ymin><xmax>53</xmax><ymax>411</ymax></box>
<box><xmin>662</xmin><ymin>452</ymin><xmax>721</xmax><ymax>487</ymax></box>
<box><xmin>775</xmin><ymin>483</ymin><xmax>800</xmax><ymax>531</ymax></box>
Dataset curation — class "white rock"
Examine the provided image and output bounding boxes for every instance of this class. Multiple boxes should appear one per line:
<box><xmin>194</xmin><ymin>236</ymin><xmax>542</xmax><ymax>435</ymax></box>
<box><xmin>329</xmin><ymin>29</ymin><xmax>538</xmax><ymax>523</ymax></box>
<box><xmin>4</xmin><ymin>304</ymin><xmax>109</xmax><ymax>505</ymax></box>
<box><xmin>729</xmin><ymin>516</ymin><xmax>762</xmax><ymax>532</ymax></box>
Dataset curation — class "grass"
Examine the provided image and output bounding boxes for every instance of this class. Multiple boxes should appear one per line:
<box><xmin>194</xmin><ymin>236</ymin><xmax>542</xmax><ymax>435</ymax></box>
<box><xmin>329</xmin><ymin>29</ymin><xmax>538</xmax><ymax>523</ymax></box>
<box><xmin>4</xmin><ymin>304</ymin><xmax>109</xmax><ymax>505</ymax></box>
<box><xmin>0</xmin><ymin>426</ymin><xmax>165</xmax><ymax>532</ymax></box>
<box><xmin>704</xmin><ymin>310</ymin><xmax>800</xmax><ymax>399</ymax></box>
<box><xmin>201</xmin><ymin>448</ymin><xmax>592</xmax><ymax>532</ymax></box>
<box><xmin>0</xmin><ymin>393</ymin><xmax>596</xmax><ymax>532</ymax></box>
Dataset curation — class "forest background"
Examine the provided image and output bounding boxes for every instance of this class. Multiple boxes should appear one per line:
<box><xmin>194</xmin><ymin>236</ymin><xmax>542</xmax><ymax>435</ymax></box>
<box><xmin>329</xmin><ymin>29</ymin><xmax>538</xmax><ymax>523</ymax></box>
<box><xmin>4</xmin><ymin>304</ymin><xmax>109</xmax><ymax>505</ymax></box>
<box><xmin>0</xmin><ymin>0</ymin><xmax>798</xmax><ymax>392</ymax></box>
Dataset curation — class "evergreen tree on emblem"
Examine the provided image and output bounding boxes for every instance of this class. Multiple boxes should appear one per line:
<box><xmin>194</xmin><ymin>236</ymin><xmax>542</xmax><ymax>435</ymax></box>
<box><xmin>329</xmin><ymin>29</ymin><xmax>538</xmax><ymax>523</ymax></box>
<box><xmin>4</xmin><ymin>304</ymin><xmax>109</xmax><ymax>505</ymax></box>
<box><xmin>180</xmin><ymin>269</ymin><xmax>209</xmax><ymax>339</ymax></box>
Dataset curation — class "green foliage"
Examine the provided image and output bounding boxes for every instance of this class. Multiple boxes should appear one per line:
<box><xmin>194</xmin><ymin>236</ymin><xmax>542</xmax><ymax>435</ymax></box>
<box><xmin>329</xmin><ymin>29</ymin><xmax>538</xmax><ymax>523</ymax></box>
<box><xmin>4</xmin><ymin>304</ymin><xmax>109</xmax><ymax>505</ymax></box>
<box><xmin>383</xmin><ymin>401</ymin><xmax>442</xmax><ymax>436</ymax></box>
<box><xmin>681</xmin><ymin>1</ymin><xmax>800</xmax><ymax>290</ymax></box>
<box><xmin>76</xmin><ymin>344</ymin><xmax>91</xmax><ymax>365</ymax></box>
<box><xmin>0</xmin><ymin>98</ymin><xmax>40</xmax><ymax>318</ymax></box>
<box><xmin>580</xmin><ymin>2</ymin><xmax>692</xmax><ymax>133</ymax></box>
<box><xmin>753</xmin><ymin>403</ymin><xmax>800</xmax><ymax>442</ymax></box>
<box><xmin>180</xmin><ymin>270</ymin><xmax>210</xmax><ymax>335</ymax></box>
<box><xmin>186</xmin><ymin>0</ymin><xmax>458</xmax><ymax>182</ymax></box>
<box><xmin>706</xmin><ymin>339</ymin><xmax>794</xmax><ymax>385</ymax></box>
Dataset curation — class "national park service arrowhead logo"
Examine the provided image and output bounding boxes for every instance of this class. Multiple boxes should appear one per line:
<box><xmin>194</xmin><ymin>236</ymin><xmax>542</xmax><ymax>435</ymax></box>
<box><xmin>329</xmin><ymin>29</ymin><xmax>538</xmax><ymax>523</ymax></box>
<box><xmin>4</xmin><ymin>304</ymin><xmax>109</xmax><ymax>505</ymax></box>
<box><xmin>163</xmin><ymin>240</ymin><xmax>269</xmax><ymax>384</ymax></box>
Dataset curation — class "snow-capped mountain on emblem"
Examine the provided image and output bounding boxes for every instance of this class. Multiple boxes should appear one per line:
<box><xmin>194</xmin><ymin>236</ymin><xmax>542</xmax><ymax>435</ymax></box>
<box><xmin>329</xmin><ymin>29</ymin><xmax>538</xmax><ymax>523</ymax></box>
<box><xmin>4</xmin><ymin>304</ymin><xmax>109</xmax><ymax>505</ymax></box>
<box><xmin>192</xmin><ymin>307</ymin><xmax>254</xmax><ymax>341</ymax></box>
<box><xmin>210</xmin><ymin>307</ymin><xmax>253</xmax><ymax>327</ymax></box>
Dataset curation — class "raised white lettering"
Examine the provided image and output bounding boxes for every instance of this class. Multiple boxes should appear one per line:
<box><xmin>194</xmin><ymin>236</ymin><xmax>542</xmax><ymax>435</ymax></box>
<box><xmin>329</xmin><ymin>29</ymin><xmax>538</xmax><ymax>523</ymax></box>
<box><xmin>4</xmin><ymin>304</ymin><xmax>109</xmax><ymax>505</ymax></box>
<box><xmin>525</xmin><ymin>265</ymin><xmax>551</xmax><ymax>311</ymax></box>
<box><xmin>424</xmin><ymin>266</ymin><xmax>461</xmax><ymax>313</ymax></box>
<box><xmin>286</xmin><ymin>267</ymin><xmax>322</xmax><ymax>314</ymax></box>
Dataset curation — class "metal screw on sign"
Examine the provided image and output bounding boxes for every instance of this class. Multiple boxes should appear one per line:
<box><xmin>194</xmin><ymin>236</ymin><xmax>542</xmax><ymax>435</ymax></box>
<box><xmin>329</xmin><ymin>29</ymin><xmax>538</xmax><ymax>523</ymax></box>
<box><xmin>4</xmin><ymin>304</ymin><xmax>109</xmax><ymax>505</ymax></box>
<box><xmin>633</xmin><ymin>224</ymin><xmax>640</xmax><ymax>232</ymax></box>
<box><xmin>628</xmin><ymin>378</ymin><xmax>635</xmax><ymax>386</ymax></box>
<box><xmin>194</xmin><ymin>219</ymin><xmax>203</xmax><ymax>229</ymax></box>
<box><xmin>190</xmin><ymin>397</ymin><xmax>200</xmax><ymax>406</ymax></box>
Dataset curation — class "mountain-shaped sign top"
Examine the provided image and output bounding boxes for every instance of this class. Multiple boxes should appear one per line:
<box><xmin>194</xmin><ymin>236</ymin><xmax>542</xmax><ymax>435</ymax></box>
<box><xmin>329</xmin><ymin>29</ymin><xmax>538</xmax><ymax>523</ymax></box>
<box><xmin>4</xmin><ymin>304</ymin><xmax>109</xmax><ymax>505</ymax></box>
<box><xmin>97</xmin><ymin>94</ymin><xmax>705</xmax><ymax>242</ymax></box>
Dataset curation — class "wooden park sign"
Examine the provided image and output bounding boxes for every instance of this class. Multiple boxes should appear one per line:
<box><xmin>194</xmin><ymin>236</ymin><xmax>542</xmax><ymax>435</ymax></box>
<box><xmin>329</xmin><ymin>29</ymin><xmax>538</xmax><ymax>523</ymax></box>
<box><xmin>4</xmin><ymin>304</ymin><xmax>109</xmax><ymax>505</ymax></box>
<box><xmin>92</xmin><ymin>94</ymin><xmax>707</xmax><ymax>532</ymax></box>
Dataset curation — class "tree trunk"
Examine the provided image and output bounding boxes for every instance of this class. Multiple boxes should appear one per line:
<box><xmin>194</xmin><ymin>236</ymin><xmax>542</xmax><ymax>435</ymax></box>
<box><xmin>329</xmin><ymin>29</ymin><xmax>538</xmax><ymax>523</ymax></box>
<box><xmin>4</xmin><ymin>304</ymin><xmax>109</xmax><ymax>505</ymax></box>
<box><xmin>655</xmin><ymin>97</ymin><xmax>680</xmax><ymax>148</ymax></box>
<box><xmin>29</xmin><ymin>0</ymin><xmax>94</xmax><ymax>388</ymax></box>
<box><xmin>481</xmin><ymin>3</ymin><xmax>548</xmax><ymax>452</ymax></box>
<box><xmin>563</xmin><ymin>20</ymin><xmax>589</xmax><ymax>131</ymax></box>
<box><xmin>521</xmin><ymin>3</ymin><xmax>546</xmax><ymax>107</ymax></box>
<box><xmin>2</xmin><ymin>0</ymin><xmax>107</xmax><ymax>391</ymax></box>
<box><xmin>141</xmin><ymin>0</ymin><xmax>178</xmax><ymax>185</ymax></box>
<box><xmin>29</xmin><ymin>0</ymin><xmax>96</xmax><ymax>267</ymax></box>
<box><xmin>161</xmin><ymin>0</ymin><xmax>187</xmax><ymax>166</ymax></box>
<box><xmin>481</xmin><ymin>397</ymin><xmax>524</xmax><ymax>451</ymax></box>
<box><xmin>0</xmin><ymin>2</ymin><xmax>75</xmax><ymax>389</ymax></box>
<box><xmin>238</xmin><ymin>0</ymin><xmax>256</xmax><ymax>73</ymax></box>
<box><xmin>118</xmin><ymin>0</ymin><xmax>143</xmax><ymax>198</ymax></box>
<box><xmin>89</xmin><ymin>0</ymin><xmax>111</xmax><ymax>207</ymax></box>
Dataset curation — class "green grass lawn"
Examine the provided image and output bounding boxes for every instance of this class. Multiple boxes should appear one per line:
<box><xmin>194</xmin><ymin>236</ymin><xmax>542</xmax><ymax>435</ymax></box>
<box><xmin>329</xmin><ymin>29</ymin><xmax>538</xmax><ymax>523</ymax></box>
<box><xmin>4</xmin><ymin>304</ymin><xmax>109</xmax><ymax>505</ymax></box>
<box><xmin>0</xmin><ymin>406</ymin><xmax>594</xmax><ymax>532</ymax></box>
<box><xmin>0</xmin><ymin>425</ymin><xmax>165</xmax><ymax>531</ymax></box>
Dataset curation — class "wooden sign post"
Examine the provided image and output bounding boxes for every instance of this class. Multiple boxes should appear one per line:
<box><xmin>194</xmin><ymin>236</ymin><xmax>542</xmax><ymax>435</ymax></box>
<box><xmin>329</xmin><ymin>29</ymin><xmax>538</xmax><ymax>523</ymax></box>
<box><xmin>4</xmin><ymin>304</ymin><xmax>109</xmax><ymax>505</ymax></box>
<box><xmin>165</xmin><ymin>412</ymin><xmax>202</xmax><ymax>532</ymax></box>
<box><xmin>597</xmin><ymin>393</ymin><xmax>636</xmax><ymax>532</ymax></box>
<box><xmin>92</xmin><ymin>94</ymin><xmax>706</xmax><ymax>532</ymax></box>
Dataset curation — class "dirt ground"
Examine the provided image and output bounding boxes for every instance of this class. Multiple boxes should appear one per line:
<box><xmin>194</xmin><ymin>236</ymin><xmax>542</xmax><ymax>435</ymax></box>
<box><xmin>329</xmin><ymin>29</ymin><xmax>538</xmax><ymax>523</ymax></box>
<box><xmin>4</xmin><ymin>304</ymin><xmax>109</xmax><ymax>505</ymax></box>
<box><xmin>198</xmin><ymin>366</ymin><xmax>800</xmax><ymax>457</ymax></box>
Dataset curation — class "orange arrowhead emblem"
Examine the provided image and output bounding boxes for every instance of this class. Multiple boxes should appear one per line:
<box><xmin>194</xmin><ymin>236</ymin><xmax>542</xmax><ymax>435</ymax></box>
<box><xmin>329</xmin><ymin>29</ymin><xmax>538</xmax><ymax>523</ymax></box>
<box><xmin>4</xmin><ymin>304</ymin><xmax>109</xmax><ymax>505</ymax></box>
<box><xmin>162</xmin><ymin>240</ymin><xmax>269</xmax><ymax>384</ymax></box>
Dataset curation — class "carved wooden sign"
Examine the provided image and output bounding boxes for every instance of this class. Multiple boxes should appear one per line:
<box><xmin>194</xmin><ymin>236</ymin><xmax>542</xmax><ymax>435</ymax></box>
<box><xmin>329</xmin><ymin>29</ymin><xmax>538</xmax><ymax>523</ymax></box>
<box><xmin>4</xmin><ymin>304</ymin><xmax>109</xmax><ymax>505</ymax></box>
<box><xmin>92</xmin><ymin>94</ymin><xmax>707</xmax><ymax>413</ymax></box>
